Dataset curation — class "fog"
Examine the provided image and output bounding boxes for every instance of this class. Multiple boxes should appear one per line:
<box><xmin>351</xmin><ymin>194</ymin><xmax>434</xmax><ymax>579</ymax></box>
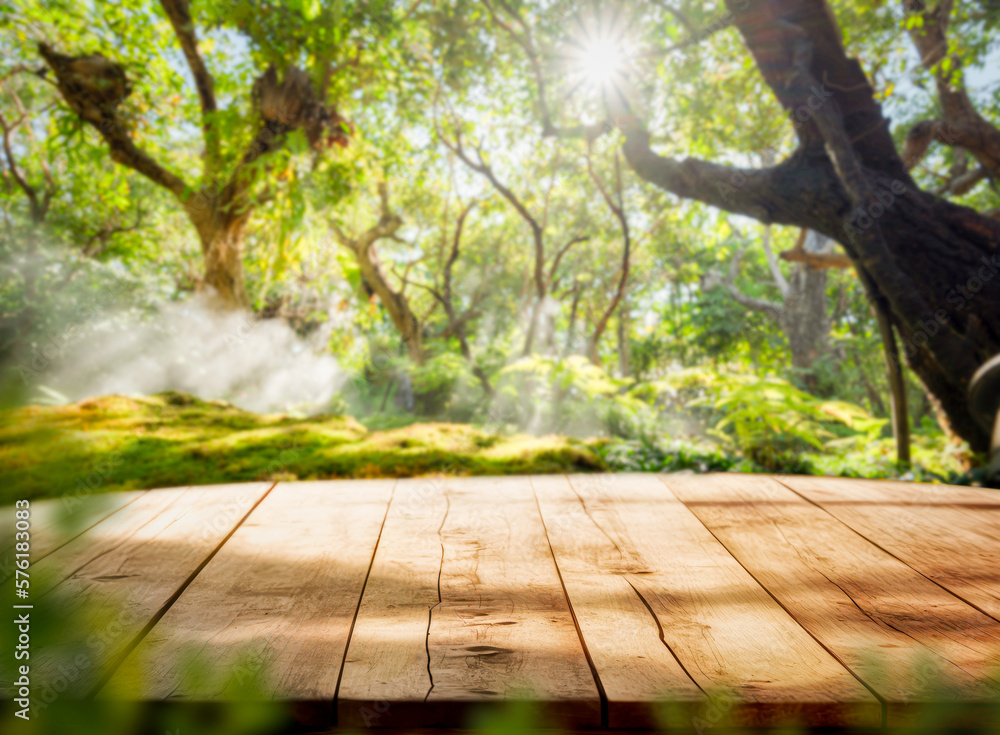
<box><xmin>45</xmin><ymin>293</ymin><xmax>346</xmax><ymax>414</ymax></box>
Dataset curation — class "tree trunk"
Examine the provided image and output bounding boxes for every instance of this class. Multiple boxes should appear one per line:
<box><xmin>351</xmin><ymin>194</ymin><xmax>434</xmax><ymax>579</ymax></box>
<box><xmin>522</xmin><ymin>296</ymin><xmax>543</xmax><ymax>356</ymax></box>
<box><xmin>874</xmin><ymin>301</ymin><xmax>912</xmax><ymax>466</ymax></box>
<box><xmin>563</xmin><ymin>284</ymin><xmax>582</xmax><ymax>357</ymax></box>
<box><xmin>333</xmin><ymin>189</ymin><xmax>425</xmax><ymax>365</ymax></box>
<box><xmin>355</xmin><ymin>241</ymin><xmax>424</xmax><ymax>365</ymax></box>
<box><xmin>196</xmin><ymin>215</ymin><xmax>251</xmax><ymax>310</ymax></box>
<box><xmin>619</xmin><ymin>0</ymin><xmax>1000</xmax><ymax>452</ymax></box>
<box><xmin>585</xmin><ymin>334</ymin><xmax>600</xmax><ymax>366</ymax></box>
<box><xmin>617</xmin><ymin>301</ymin><xmax>631</xmax><ymax>378</ymax></box>
<box><xmin>771</xmin><ymin>229</ymin><xmax>835</xmax><ymax>391</ymax></box>
<box><xmin>717</xmin><ymin>231</ymin><xmax>834</xmax><ymax>393</ymax></box>
<box><xmin>779</xmin><ymin>264</ymin><xmax>830</xmax><ymax>391</ymax></box>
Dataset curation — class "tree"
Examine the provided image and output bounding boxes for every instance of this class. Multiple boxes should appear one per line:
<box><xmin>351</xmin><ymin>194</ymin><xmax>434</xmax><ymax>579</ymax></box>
<box><xmin>333</xmin><ymin>177</ymin><xmax>500</xmax><ymax>397</ymax></box>
<box><xmin>582</xmin><ymin>146</ymin><xmax>632</xmax><ymax>366</ymax></box>
<box><xmin>35</xmin><ymin>0</ymin><xmax>350</xmax><ymax>310</ymax></box>
<box><xmin>708</xmin><ymin>227</ymin><xmax>836</xmax><ymax>392</ymax></box>
<box><xmin>438</xmin><ymin>117</ymin><xmax>589</xmax><ymax>357</ymax></box>
<box><xmin>485</xmin><ymin>0</ymin><xmax>1000</xmax><ymax>451</ymax></box>
<box><xmin>901</xmin><ymin>0</ymin><xmax>1000</xmax><ymax>198</ymax></box>
<box><xmin>332</xmin><ymin>182</ymin><xmax>424</xmax><ymax>364</ymax></box>
<box><xmin>0</xmin><ymin>67</ymin><xmax>55</xmax><ymax>225</ymax></box>
<box><xmin>420</xmin><ymin>197</ymin><xmax>497</xmax><ymax>396</ymax></box>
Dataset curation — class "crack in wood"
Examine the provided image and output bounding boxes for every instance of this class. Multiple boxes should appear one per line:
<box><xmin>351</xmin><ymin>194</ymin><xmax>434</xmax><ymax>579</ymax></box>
<box><xmin>424</xmin><ymin>491</ymin><xmax>450</xmax><ymax>703</ymax></box>
<box><xmin>623</xmin><ymin>576</ymin><xmax>706</xmax><ymax>696</ymax></box>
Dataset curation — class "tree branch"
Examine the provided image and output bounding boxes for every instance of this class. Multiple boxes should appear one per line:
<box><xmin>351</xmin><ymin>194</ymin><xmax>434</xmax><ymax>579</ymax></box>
<box><xmin>901</xmin><ymin>0</ymin><xmax>1000</xmax><ymax>182</ymax></box>
<box><xmin>38</xmin><ymin>43</ymin><xmax>190</xmax><ymax>201</ymax></box>
<box><xmin>436</xmin><ymin>106</ymin><xmax>552</xmax><ymax>356</ymax></box>
<box><xmin>332</xmin><ymin>182</ymin><xmax>404</xmax><ymax>252</ymax></box>
<box><xmin>159</xmin><ymin>0</ymin><xmax>220</xmax><ymax>172</ymax></box>
<box><xmin>937</xmin><ymin>164</ymin><xmax>988</xmax><ymax>196</ymax></box>
<box><xmin>722</xmin><ymin>247</ymin><xmax>783</xmax><ymax>315</ymax></box>
<box><xmin>760</xmin><ymin>225</ymin><xmax>790</xmax><ymax>298</ymax></box>
<box><xmin>903</xmin><ymin>0</ymin><xmax>970</xmax><ymax>118</ymax></box>
<box><xmin>210</xmin><ymin>65</ymin><xmax>349</xmax><ymax>222</ymax></box>
<box><xmin>621</xmin><ymin>124</ymin><xmax>805</xmax><ymax>223</ymax></box>
<box><xmin>332</xmin><ymin>182</ymin><xmax>423</xmax><ymax>362</ymax></box>
<box><xmin>82</xmin><ymin>205</ymin><xmax>145</xmax><ymax>257</ymax></box>
<box><xmin>436</xmin><ymin>198</ymin><xmax>494</xmax><ymax>395</ymax></box>
<box><xmin>480</xmin><ymin>0</ymin><xmax>612</xmax><ymax>142</ymax></box>
<box><xmin>0</xmin><ymin>88</ymin><xmax>51</xmax><ymax>222</ymax></box>
<box><xmin>439</xmin><ymin>121</ymin><xmax>543</xmax><ymax>239</ymax></box>
<box><xmin>779</xmin><ymin>247</ymin><xmax>852</xmax><ymax>269</ymax></box>
<box><xmin>546</xmin><ymin>234</ymin><xmax>589</xmax><ymax>286</ymax></box>
<box><xmin>585</xmin><ymin>147</ymin><xmax>632</xmax><ymax>362</ymax></box>
<box><xmin>442</xmin><ymin>200</ymin><xmax>478</xmax><ymax>314</ymax></box>
<box><xmin>658</xmin><ymin>9</ymin><xmax>735</xmax><ymax>55</ymax></box>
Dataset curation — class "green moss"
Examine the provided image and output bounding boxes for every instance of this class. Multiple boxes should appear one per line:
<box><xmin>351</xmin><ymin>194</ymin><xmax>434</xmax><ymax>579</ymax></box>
<box><xmin>0</xmin><ymin>393</ymin><xmax>606</xmax><ymax>503</ymax></box>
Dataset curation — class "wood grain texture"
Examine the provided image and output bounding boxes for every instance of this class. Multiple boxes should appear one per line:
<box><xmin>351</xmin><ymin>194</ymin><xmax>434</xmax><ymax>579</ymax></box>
<box><xmin>10</xmin><ymin>474</ymin><xmax>1000</xmax><ymax>730</ymax></box>
<box><xmin>336</xmin><ymin>476</ymin><xmax>451</xmax><ymax>729</ymax></box>
<box><xmin>531</xmin><ymin>474</ymin><xmax>705</xmax><ymax>729</ymax></box>
<box><xmin>2</xmin><ymin>483</ymin><xmax>271</xmax><ymax>698</ymax></box>
<box><xmin>338</xmin><ymin>476</ymin><xmax>601</xmax><ymax>729</ymax></box>
<box><xmin>556</xmin><ymin>473</ymin><xmax>881</xmax><ymax>729</ymax></box>
<box><xmin>779</xmin><ymin>475</ymin><xmax>1000</xmax><ymax>621</ymax></box>
<box><xmin>666</xmin><ymin>473</ymin><xmax>1000</xmax><ymax>725</ymax></box>
<box><xmin>0</xmin><ymin>491</ymin><xmax>146</xmax><ymax>582</ymax></box>
<box><xmin>98</xmin><ymin>480</ymin><xmax>395</xmax><ymax>726</ymax></box>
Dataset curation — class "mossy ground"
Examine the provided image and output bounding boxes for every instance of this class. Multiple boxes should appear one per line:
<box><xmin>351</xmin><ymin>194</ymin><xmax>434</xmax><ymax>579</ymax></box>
<box><xmin>0</xmin><ymin>392</ymin><xmax>605</xmax><ymax>504</ymax></box>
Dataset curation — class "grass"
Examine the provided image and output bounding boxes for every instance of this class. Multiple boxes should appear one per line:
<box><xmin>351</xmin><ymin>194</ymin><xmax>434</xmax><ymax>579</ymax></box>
<box><xmin>0</xmin><ymin>391</ymin><xmax>605</xmax><ymax>504</ymax></box>
<box><xmin>0</xmin><ymin>391</ymin><xmax>976</xmax><ymax>506</ymax></box>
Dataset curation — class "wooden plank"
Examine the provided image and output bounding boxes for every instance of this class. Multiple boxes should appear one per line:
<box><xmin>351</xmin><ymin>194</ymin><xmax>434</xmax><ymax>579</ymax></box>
<box><xmin>779</xmin><ymin>475</ymin><xmax>1000</xmax><ymax>621</ymax></box>
<box><xmin>336</xmin><ymin>476</ymin><xmax>448</xmax><ymax>728</ymax></box>
<box><xmin>428</xmin><ymin>476</ymin><xmax>600</xmax><ymax>724</ymax></box>
<box><xmin>551</xmin><ymin>473</ymin><xmax>881</xmax><ymax>729</ymax></box>
<box><xmin>0</xmin><ymin>491</ymin><xmax>146</xmax><ymax>582</ymax></box>
<box><xmin>531</xmin><ymin>474</ymin><xmax>706</xmax><ymax>729</ymax></box>
<box><xmin>666</xmin><ymin>473</ymin><xmax>1000</xmax><ymax>725</ymax></box>
<box><xmin>338</xmin><ymin>476</ymin><xmax>601</xmax><ymax>729</ymax></box>
<box><xmin>98</xmin><ymin>480</ymin><xmax>394</xmax><ymax>725</ymax></box>
<box><xmin>784</xmin><ymin>476</ymin><xmax>1000</xmax><ymax>537</ymax></box>
<box><xmin>1</xmin><ymin>483</ymin><xmax>272</xmax><ymax>699</ymax></box>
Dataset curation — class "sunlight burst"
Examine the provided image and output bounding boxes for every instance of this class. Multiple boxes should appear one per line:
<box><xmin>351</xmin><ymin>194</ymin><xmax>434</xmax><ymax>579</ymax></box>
<box><xmin>577</xmin><ymin>36</ymin><xmax>625</xmax><ymax>87</ymax></box>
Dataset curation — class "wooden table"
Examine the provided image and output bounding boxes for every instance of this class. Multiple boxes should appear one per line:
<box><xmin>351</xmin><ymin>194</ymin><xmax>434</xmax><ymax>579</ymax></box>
<box><xmin>3</xmin><ymin>474</ymin><xmax>1000</xmax><ymax>731</ymax></box>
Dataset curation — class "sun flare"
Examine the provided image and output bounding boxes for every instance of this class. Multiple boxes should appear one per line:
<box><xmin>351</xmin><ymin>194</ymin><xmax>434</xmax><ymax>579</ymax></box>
<box><xmin>577</xmin><ymin>36</ymin><xmax>625</xmax><ymax>87</ymax></box>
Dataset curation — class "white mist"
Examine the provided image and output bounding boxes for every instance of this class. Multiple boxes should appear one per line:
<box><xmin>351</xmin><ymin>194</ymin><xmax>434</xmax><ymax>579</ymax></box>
<box><xmin>46</xmin><ymin>293</ymin><xmax>345</xmax><ymax>414</ymax></box>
